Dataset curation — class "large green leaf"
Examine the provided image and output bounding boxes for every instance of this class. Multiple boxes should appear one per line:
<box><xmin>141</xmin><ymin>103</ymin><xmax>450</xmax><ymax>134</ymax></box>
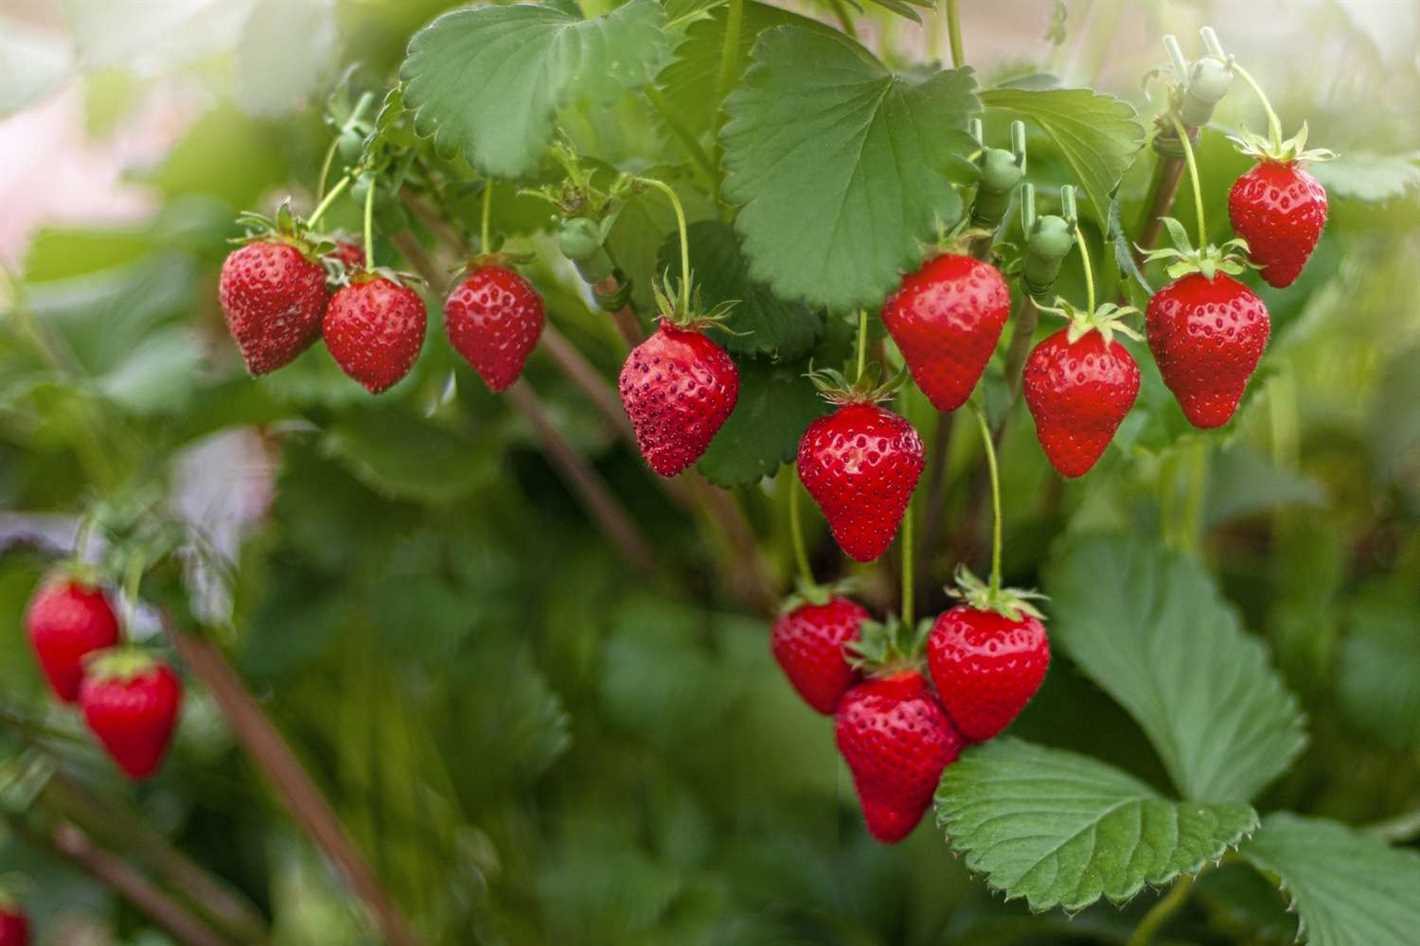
<box><xmin>658</xmin><ymin>221</ymin><xmax>822</xmax><ymax>359</ymax></box>
<box><xmin>695</xmin><ymin>357</ymin><xmax>827</xmax><ymax>487</ymax></box>
<box><xmin>935</xmin><ymin>739</ymin><xmax>1257</xmax><ymax>913</ymax></box>
<box><xmin>1311</xmin><ymin>152</ymin><xmax>1420</xmax><ymax>202</ymax></box>
<box><xmin>981</xmin><ymin>87</ymin><xmax>1144</xmax><ymax>222</ymax></box>
<box><xmin>322</xmin><ymin>409</ymin><xmax>498</xmax><ymax>504</ymax></box>
<box><xmin>401</xmin><ymin>0</ymin><xmax>669</xmax><ymax>178</ymax></box>
<box><xmin>1240</xmin><ymin>813</ymin><xmax>1420</xmax><ymax>946</ymax></box>
<box><xmin>1045</xmin><ymin>534</ymin><xmax>1306</xmax><ymax>803</ymax></box>
<box><xmin>721</xmin><ymin>27</ymin><xmax>978</xmax><ymax>310</ymax></box>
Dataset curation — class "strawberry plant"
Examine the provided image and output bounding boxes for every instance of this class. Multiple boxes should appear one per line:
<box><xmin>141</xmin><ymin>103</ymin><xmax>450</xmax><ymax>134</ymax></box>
<box><xmin>2</xmin><ymin>3</ymin><xmax>1419</xmax><ymax>945</ymax></box>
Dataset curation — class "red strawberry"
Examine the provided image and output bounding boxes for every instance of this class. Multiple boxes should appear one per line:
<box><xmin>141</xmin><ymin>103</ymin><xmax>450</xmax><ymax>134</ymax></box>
<box><xmin>771</xmin><ymin>594</ymin><xmax>869</xmax><ymax>714</ymax></box>
<box><xmin>1146</xmin><ymin>273</ymin><xmax>1269</xmax><ymax>428</ymax></box>
<box><xmin>1023</xmin><ymin>303</ymin><xmax>1141</xmax><ymax>478</ymax></box>
<box><xmin>445</xmin><ymin>264</ymin><xmax>545</xmax><ymax>393</ymax></box>
<box><xmin>24</xmin><ymin>576</ymin><xmax>121</xmax><ymax>704</ymax></box>
<box><xmin>836</xmin><ymin>670</ymin><xmax>962</xmax><ymax>843</ymax></box>
<box><xmin>1228</xmin><ymin>161</ymin><xmax>1326</xmax><ymax>288</ymax></box>
<box><xmin>0</xmin><ymin>907</ymin><xmax>28</xmax><ymax>946</ymax></box>
<box><xmin>219</xmin><ymin>241</ymin><xmax>328</xmax><ymax>374</ymax></box>
<box><xmin>80</xmin><ymin>651</ymin><xmax>182</xmax><ymax>781</ymax></box>
<box><xmin>882</xmin><ymin>253</ymin><xmax>1011</xmax><ymax>412</ymax></box>
<box><xmin>798</xmin><ymin>399</ymin><xmax>923</xmax><ymax>563</ymax></box>
<box><xmin>619</xmin><ymin>322</ymin><xmax>739</xmax><ymax>477</ymax></box>
<box><xmin>323</xmin><ymin>275</ymin><xmax>427</xmax><ymax>394</ymax></box>
<box><xmin>330</xmin><ymin>240</ymin><xmax>366</xmax><ymax>273</ymax></box>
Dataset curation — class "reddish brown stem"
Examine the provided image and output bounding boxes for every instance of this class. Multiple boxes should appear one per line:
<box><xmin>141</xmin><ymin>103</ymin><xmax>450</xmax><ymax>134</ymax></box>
<box><xmin>1134</xmin><ymin>155</ymin><xmax>1187</xmax><ymax>263</ymax></box>
<box><xmin>163</xmin><ymin>623</ymin><xmax>424</xmax><ymax>946</ymax></box>
<box><xmin>540</xmin><ymin>325</ymin><xmax>635</xmax><ymax>441</ymax></box>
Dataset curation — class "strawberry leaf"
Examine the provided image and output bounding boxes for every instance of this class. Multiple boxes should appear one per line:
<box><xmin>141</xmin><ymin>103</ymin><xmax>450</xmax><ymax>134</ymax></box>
<box><xmin>935</xmin><ymin>739</ymin><xmax>1258</xmax><ymax>913</ymax></box>
<box><xmin>400</xmin><ymin>0</ymin><xmax>670</xmax><ymax>178</ymax></box>
<box><xmin>695</xmin><ymin>358</ymin><xmax>828</xmax><ymax>488</ymax></box>
<box><xmin>1238</xmin><ymin>813</ymin><xmax>1420</xmax><ymax>946</ymax></box>
<box><xmin>721</xmin><ymin>27</ymin><xmax>979</xmax><ymax>310</ymax></box>
<box><xmin>1045</xmin><ymin>534</ymin><xmax>1306</xmax><ymax>803</ymax></box>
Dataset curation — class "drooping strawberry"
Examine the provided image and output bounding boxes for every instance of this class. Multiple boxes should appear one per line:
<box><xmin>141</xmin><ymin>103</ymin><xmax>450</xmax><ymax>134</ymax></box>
<box><xmin>835</xmin><ymin>617</ymin><xmax>963</xmax><ymax>843</ymax></box>
<box><xmin>79</xmin><ymin>650</ymin><xmax>182</xmax><ymax>781</ymax></box>
<box><xmin>219</xmin><ymin>239</ymin><xmax>328</xmax><ymax>375</ymax></box>
<box><xmin>1142</xmin><ymin>219</ymin><xmax>1270</xmax><ymax>429</ymax></box>
<box><xmin>24</xmin><ymin>573</ymin><xmax>121</xmax><ymax>704</ymax></box>
<box><xmin>1023</xmin><ymin>301</ymin><xmax>1142</xmax><ymax>478</ymax></box>
<box><xmin>797</xmin><ymin>371</ymin><xmax>923</xmax><ymax>563</ymax></box>
<box><xmin>770</xmin><ymin>588</ymin><xmax>869</xmax><ymax>714</ymax></box>
<box><xmin>618</xmin><ymin>281</ymin><xmax>738</xmax><ymax>477</ymax></box>
<box><xmin>881</xmin><ymin>253</ymin><xmax>1011</xmax><ymax>412</ymax></box>
<box><xmin>445</xmin><ymin>263</ymin><xmax>545</xmax><ymax>393</ymax></box>
<box><xmin>926</xmin><ymin>567</ymin><xmax>1049</xmax><ymax>742</ymax></box>
<box><xmin>323</xmin><ymin>274</ymin><xmax>428</xmax><ymax>394</ymax></box>
<box><xmin>0</xmin><ymin>902</ymin><xmax>28</xmax><ymax>946</ymax></box>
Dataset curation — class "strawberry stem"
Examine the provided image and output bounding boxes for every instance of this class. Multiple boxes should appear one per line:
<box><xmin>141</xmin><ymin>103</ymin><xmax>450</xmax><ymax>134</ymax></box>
<box><xmin>1168</xmin><ymin>112</ymin><xmax>1207</xmax><ymax>249</ymax></box>
<box><xmin>307</xmin><ymin>173</ymin><xmax>352</xmax><ymax>229</ymax></box>
<box><xmin>971</xmin><ymin>402</ymin><xmax>1003</xmax><ymax>597</ymax></box>
<box><xmin>316</xmin><ymin>91</ymin><xmax>374</xmax><ymax>201</ymax></box>
<box><xmin>945</xmin><ymin>0</ymin><xmax>965</xmax><ymax>67</ymax></box>
<box><xmin>480</xmin><ymin>181</ymin><xmax>493</xmax><ymax>254</ymax></box>
<box><xmin>855</xmin><ymin>309</ymin><xmax>868</xmax><ymax>382</ymax></box>
<box><xmin>362</xmin><ymin>173</ymin><xmax>377</xmax><ymax>270</ymax></box>
<box><xmin>1228</xmin><ymin>60</ymin><xmax>1285</xmax><ymax>152</ymax></box>
<box><xmin>1075</xmin><ymin>222</ymin><xmax>1097</xmax><ymax>314</ymax></box>
<box><xmin>900</xmin><ymin>495</ymin><xmax>915</xmax><ymax>625</ymax></box>
<box><xmin>789</xmin><ymin>469</ymin><xmax>813</xmax><ymax>585</ymax></box>
<box><xmin>634</xmin><ymin>177</ymin><xmax>691</xmax><ymax>314</ymax></box>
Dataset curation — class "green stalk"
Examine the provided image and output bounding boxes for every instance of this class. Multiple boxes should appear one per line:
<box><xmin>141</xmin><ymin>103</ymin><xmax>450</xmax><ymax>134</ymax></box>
<box><xmin>634</xmin><ymin>177</ymin><xmax>691</xmax><ymax>313</ymax></box>
<box><xmin>1168</xmin><ymin>113</ymin><xmax>1207</xmax><ymax>247</ymax></box>
<box><xmin>1126</xmin><ymin>875</ymin><xmax>1196</xmax><ymax>946</ymax></box>
<box><xmin>362</xmin><ymin>175</ymin><xmax>377</xmax><ymax>271</ymax></box>
<box><xmin>971</xmin><ymin>403</ymin><xmax>1003</xmax><ymax>595</ymax></box>
<box><xmin>316</xmin><ymin>91</ymin><xmax>374</xmax><ymax>201</ymax></box>
<box><xmin>480</xmin><ymin>181</ymin><xmax>493</xmax><ymax>255</ymax></box>
<box><xmin>1228</xmin><ymin>61</ymin><xmax>1285</xmax><ymax>150</ymax></box>
<box><xmin>855</xmin><ymin>309</ymin><xmax>868</xmax><ymax>381</ymax></box>
<box><xmin>306</xmin><ymin>173</ymin><xmax>351</xmax><ymax>229</ymax></box>
<box><xmin>944</xmin><ymin>0</ymin><xmax>964</xmax><ymax>67</ymax></box>
<box><xmin>1075</xmin><ymin>223</ymin><xmax>1097</xmax><ymax>313</ymax></box>
<box><xmin>900</xmin><ymin>497</ymin><xmax>915</xmax><ymax>625</ymax></box>
<box><xmin>789</xmin><ymin>472</ymin><xmax>813</xmax><ymax>585</ymax></box>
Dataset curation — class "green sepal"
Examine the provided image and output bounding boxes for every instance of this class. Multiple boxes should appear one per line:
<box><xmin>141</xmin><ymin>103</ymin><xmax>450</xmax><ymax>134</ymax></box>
<box><xmin>352</xmin><ymin>265</ymin><xmax>426</xmax><ymax>291</ymax></box>
<box><xmin>44</xmin><ymin>558</ymin><xmax>104</xmax><ymax>591</ymax></box>
<box><xmin>846</xmin><ymin>614</ymin><xmax>931</xmax><ymax>676</ymax></box>
<box><xmin>1229</xmin><ymin>121</ymin><xmax>1336</xmax><ymax>166</ymax></box>
<box><xmin>650</xmin><ymin>273</ymin><xmax>739</xmax><ymax>332</ymax></box>
<box><xmin>805</xmin><ymin>363</ymin><xmax>908</xmax><ymax>406</ymax></box>
<box><xmin>1137</xmin><ymin>217</ymin><xmax>1253</xmax><ymax>281</ymax></box>
<box><xmin>778</xmin><ymin>577</ymin><xmax>859</xmax><ymax>615</ymax></box>
<box><xmin>231</xmin><ymin>200</ymin><xmax>334</xmax><ymax>261</ymax></box>
<box><xmin>947</xmin><ymin>565</ymin><xmax>1048</xmax><ymax>623</ymax></box>
<box><xmin>83</xmin><ymin>646</ymin><xmax>160</xmax><ymax>683</ymax></box>
<box><xmin>1035</xmin><ymin>297</ymin><xmax>1143</xmax><ymax>346</ymax></box>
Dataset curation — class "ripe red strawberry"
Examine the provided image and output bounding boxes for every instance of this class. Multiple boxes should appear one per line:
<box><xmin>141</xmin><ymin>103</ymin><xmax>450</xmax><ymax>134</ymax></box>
<box><xmin>1228</xmin><ymin>161</ymin><xmax>1326</xmax><ymax>288</ymax></box>
<box><xmin>881</xmin><ymin>253</ymin><xmax>1011</xmax><ymax>412</ymax></box>
<box><xmin>1023</xmin><ymin>303</ymin><xmax>1141</xmax><ymax>478</ymax></box>
<box><xmin>1146</xmin><ymin>273</ymin><xmax>1269</xmax><ymax>428</ymax></box>
<box><xmin>798</xmin><ymin>396</ymin><xmax>923</xmax><ymax>563</ymax></box>
<box><xmin>836</xmin><ymin>670</ymin><xmax>962</xmax><ymax>843</ymax></box>
<box><xmin>771</xmin><ymin>593</ymin><xmax>869</xmax><ymax>714</ymax></box>
<box><xmin>219</xmin><ymin>240</ymin><xmax>328</xmax><ymax>374</ymax></box>
<box><xmin>0</xmin><ymin>906</ymin><xmax>28</xmax><ymax>946</ymax></box>
<box><xmin>619</xmin><ymin>321</ymin><xmax>738</xmax><ymax>477</ymax></box>
<box><xmin>329</xmin><ymin>240</ymin><xmax>366</xmax><ymax>273</ymax></box>
<box><xmin>445</xmin><ymin>264</ymin><xmax>545</xmax><ymax>392</ymax></box>
<box><xmin>323</xmin><ymin>275</ymin><xmax>427</xmax><ymax>394</ymax></box>
<box><xmin>80</xmin><ymin>651</ymin><xmax>182</xmax><ymax>781</ymax></box>
<box><xmin>24</xmin><ymin>576</ymin><xmax>121</xmax><ymax>704</ymax></box>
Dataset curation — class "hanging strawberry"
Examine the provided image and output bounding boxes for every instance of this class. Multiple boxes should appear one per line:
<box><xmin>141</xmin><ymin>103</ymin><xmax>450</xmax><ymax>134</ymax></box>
<box><xmin>80</xmin><ymin>649</ymin><xmax>183</xmax><ymax>781</ymax></box>
<box><xmin>23</xmin><ymin>571</ymin><xmax>121</xmax><ymax>704</ymax></box>
<box><xmin>770</xmin><ymin>586</ymin><xmax>869</xmax><ymax>715</ymax></box>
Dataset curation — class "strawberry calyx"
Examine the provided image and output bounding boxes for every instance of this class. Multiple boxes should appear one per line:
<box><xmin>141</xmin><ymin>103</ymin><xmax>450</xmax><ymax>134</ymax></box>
<box><xmin>1229</xmin><ymin>121</ymin><xmax>1336</xmax><ymax>167</ymax></box>
<box><xmin>83</xmin><ymin>646</ymin><xmax>160</xmax><ymax>684</ymax></box>
<box><xmin>806</xmin><ymin>364</ymin><xmax>907</xmax><ymax>406</ymax></box>
<box><xmin>1036</xmin><ymin>298</ymin><xmax>1143</xmax><ymax>346</ymax></box>
<box><xmin>232</xmin><ymin>202</ymin><xmax>333</xmax><ymax>262</ymax></box>
<box><xmin>1138</xmin><ymin>217</ymin><xmax>1252</xmax><ymax>281</ymax></box>
<box><xmin>651</xmin><ymin>274</ymin><xmax>737</xmax><ymax>333</ymax></box>
<box><xmin>44</xmin><ymin>557</ymin><xmax>103</xmax><ymax>591</ymax></box>
<box><xmin>778</xmin><ymin>577</ymin><xmax>857</xmax><ymax>614</ymax></box>
<box><xmin>947</xmin><ymin>565</ymin><xmax>1047</xmax><ymax>623</ymax></box>
<box><xmin>847</xmin><ymin>614</ymin><xmax>930</xmax><ymax>677</ymax></box>
<box><xmin>347</xmin><ymin>265</ymin><xmax>424</xmax><ymax>291</ymax></box>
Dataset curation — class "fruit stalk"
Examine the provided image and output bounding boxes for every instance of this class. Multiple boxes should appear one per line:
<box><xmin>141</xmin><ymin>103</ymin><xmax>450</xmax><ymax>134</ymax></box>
<box><xmin>1168</xmin><ymin>113</ymin><xmax>1208</xmax><ymax>246</ymax></box>
<box><xmin>1125</xmin><ymin>874</ymin><xmax>1196</xmax><ymax>946</ymax></box>
<box><xmin>632</xmin><ymin>177</ymin><xmax>691</xmax><ymax>314</ymax></box>
<box><xmin>944</xmin><ymin>0</ymin><xmax>965</xmax><ymax>68</ymax></box>
<box><xmin>789</xmin><ymin>472</ymin><xmax>813</xmax><ymax>585</ymax></box>
<box><xmin>479</xmin><ymin>180</ymin><xmax>493</xmax><ymax>254</ymax></box>
<box><xmin>361</xmin><ymin>174</ymin><xmax>377</xmax><ymax>272</ymax></box>
<box><xmin>305</xmin><ymin>173</ymin><xmax>351</xmax><ymax>229</ymax></box>
<box><xmin>316</xmin><ymin>91</ymin><xmax>373</xmax><ymax>201</ymax></box>
<box><xmin>970</xmin><ymin>403</ymin><xmax>1003</xmax><ymax>595</ymax></box>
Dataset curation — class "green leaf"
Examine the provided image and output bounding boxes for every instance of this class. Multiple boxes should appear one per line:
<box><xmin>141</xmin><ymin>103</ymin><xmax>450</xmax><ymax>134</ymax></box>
<box><xmin>1045</xmin><ymin>534</ymin><xmax>1306</xmax><ymax>802</ymax></box>
<box><xmin>658</xmin><ymin>221</ymin><xmax>823</xmax><ymax>359</ymax></box>
<box><xmin>1310</xmin><ymin>152</ymin><xmax>1420</xmax><ymax>202</ymax></box>
<box><xmin>935</xmin><ymin>739</ymin><xmax>1258</xmax><ymax>913</ymax></box>
<box><xmin>1337</xmin><ymin>595</ymin><xmax>1420</xmax><ymax>750</ymax></box>
<box><xmin>721</xmin><ymin>27</ymin><xmax>979</xmax><ymax>310</ymax></box>
<box><xmin>322</xmin><ymin>408</ymin><xmax>498</xmax><ymax>504</ymax></box>
<box><xmin>695</xmin><ymin>358</ymin><xmax>827</xmax><ymax>488</ymax></box>
<box><xmin>981</xmin><ymin>87</ymin><xmax>1145</xmax><ymax>222</ymax></box>
<box><xmin>96</xmin><ymin>327</ymin><xmax>203</xmax><ymax>415</ymax></box>
<box><xmin>401</xmin><ymin>0</ymin><xmax>670</xmax><ymax>178</ymax></box>
<box><xmin>1205</xmin><ymin>445</ymin><xmax>1325</xmax><ymax>526</ymax></box>
<box><xmin>1240</xmin><ymin>813</ymin><xmax>1420</xmax><ymax>946</ymax></box>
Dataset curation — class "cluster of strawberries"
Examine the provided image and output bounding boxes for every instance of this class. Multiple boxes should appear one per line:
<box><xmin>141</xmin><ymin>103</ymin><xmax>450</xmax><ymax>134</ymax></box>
<box><xmin>21</xmin><ymin>574</ymin><xmax>182</xmax><ymax>782</ymax></box>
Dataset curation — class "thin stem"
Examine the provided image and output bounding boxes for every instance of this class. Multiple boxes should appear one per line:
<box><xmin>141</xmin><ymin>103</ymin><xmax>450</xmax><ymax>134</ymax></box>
<box><xmin>1228</xmin><ymin>61</ymin><xmax>1285</xmax><ymax>148</ymax></box>
<box><xmin>855</xmin><ymin>309</ymin><xmax>868</xmax><ymax>381</ymax></box>
<box><xmin>971</xmin><ymin>403</ymin><xmax>1003</xmax><ymax>596</ymax></box>
<box><xmin>944</xmin><ymin>0</ymin><xmax>964</xmax><ymax>68</ymax></box>
<box><xmin>634</xmin><ymin>177</ymin><xmax>691</xmax><ymax>313</ymax></box>
<box><xmin>1126</xmin><ymin>874</ymin><xmax>1196</xmax><ymax>946</ymax></box>
<box><xmin>306</xmin><ymin>174</ymin><xmax>351</xmax><ymax>229</ymax></box>
<box><xmin>362</xmin><ymin>175</ymin><xmax>377</xmax><ymax>270</ymax></box>
<box><xmin>1075</xmin><ymin>223</ymin><xmax>1097</xmax><ymax>314</ymax></box>
<box><xmin>827</xmin><ymin>0</ymin><xmax>856</xmax><ymax>35</ymax></box>
<box><xmin>1179</xmin><ymin>441</ymin><xmax>1209</xmax><ymax>554</ymax></box>
<box><xmin>900</xmin><ymin>497</ymin><xmax>914</xmax><ymax>625</ymax></box>
<box><xmin>317</xmin><ymin>92</ymin><xmax>374</xmax><ymax>201</ymax></box>
<box><xmin>1133</xmin><ymin>152</ymin><xmax>1187</xmax><ymax>261</ymax></box>
<box><xmin>480</xmin><ymin>182</ymin><xmax>493</xmax><ymax>254</ymax></box>
<box><xmin>789</xmin><ymin>471</ymin><xmax>813</xmax><ymax>586</ymax></box>
<box><xmin>1168</xmin><ymin>113</ymin><xmax>1207</xmax><ymax>247</ymax></box>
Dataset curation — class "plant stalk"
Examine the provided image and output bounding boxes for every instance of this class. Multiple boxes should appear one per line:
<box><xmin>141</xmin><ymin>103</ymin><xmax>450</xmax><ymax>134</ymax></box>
<box><xmin>944</xmin><ymin>0</ymin><xmax>964</xmax><ymax>68</ymax></box>
<box><xmin>1126</xmin><ymin>874</ymin><xmax>1196</xmax><ymax>946</ymax></box>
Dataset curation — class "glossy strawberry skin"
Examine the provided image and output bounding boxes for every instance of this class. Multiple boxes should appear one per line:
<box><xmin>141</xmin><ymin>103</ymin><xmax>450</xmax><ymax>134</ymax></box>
<box><xmin>797</xmin><ymin>403</ymin><xmax>924</xmax><ymax>563</ymax></box>
<box><xmin>618</xmin><ymin>323</ymin><xmax>739</xmax><ymax>477</ymax></box>
<box><xmin>323</xmin><ymin>277</ymin><xmax>428</xmax><ymax>394</ymax></box>
<box><xmin>219</xmin><ymin>241</ymin><xmax>329</xmax><ymax>375</ymax></box>
<box><xmin>1147</xmin><ymin>273</ymin><xmax>1270</xmax><ymax>429</ymax></box>
<box><xmin>80</xmin><ymin>663</ymin><xmax>182</xmax><ymax>781</ymax></box>
<box><xmin>445</xmin><ymin>265</ymin><xmax>545</xmax><ymax>393</ymax></box>
<box><xmin>882</xmin><ymin>254</ymin><xmax>1011</xmax><ymax>412</ymax></box>
<box><xmin>927</xmin><ymin>605</ymin><xmax>1049</xmax><ymax>742</ymax></box>
<box><xmin>1229</xmin><ymin>161</ymin><xmax>1327</xmax><ymax>288</ymax></box>
<box><xmin>771</xmin><ymin>596</ymin><xmax>870</xmax><ymax>714</ymax></box>
<box><xmin>1023</xmin><ymin>329</ymin><xmax>1140</xmax><ymax>478</ymax></box>
<box><xmin>0</xmin><ymin>910</ymin><xmax>28</xmax><ymax>946</ymax></box>
<box><xmin>24</xmin><ymin>579</ymin><xmax>121</xmax><ymax>704</ymax></box>
<box><xmin>835</xmin><ymin>671</ymin><xmax>963</xmax><ymax>843</ymax></box>
<box><xmin>330</xmin><ymin>241</ymin><xmax>366</xmax><ymax>272</ymax></box>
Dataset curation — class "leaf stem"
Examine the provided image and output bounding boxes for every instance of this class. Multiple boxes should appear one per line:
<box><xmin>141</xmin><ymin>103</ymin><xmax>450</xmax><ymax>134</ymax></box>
<box><xmin>1167</xmin><ymin>113</ymin><xmax>1207</xmax><ymax>247</ymax></box>
<box><xmin>855</xmin><ymin>309</ymin><xmax>868</xmax><ymax>381</ymax></box>
<box><xmin>944</xmin><ymin>0</ymin><xmax>965</xmax><ymax>68</ymax></box>
<box><xmin>362</xmin><ymin>175</ymin><xmax>377</xmax><ymax>270</ymax></box>
<box><xmin>789</xmin><ymin>470</ymin><xmax>813</xmax><ymax>585</ymax></box>
<box><xmin>971</xmin><ymin>403</ymin><xmax>1003</xmax><ymax>596</ymax></box>
<box><xmin>1228</xmin><ymin>61</ymin><xmax>1284</xmax><ymax>150</ymax></box>
<box><xmin>635</xmin><ymin>177</ymin><xmax>691</xmax><ymax>313</ymax></box>
<box><xmin>480</xmin><ymin>181</ymin><xmax>493</xmax><ymax>255</ymax></box>
<box><xmin>306</xmin><ymin>173</ymin><xmax>351</xmax><ymax>229</ymax></box>
<box><xmin>900</xmin><ymin>496</ymin><xmax>914</xmax><ymax>625</ymax></box>
<box><xmin>1126</xmin><ymin>874</ymin><xmax>1196</xmax><ymax>946</ymax></box>
<box><xmin>316</xmin><ymin>91</ymin><xmax>374</xmax><ymax>201</ymax></box>
<box><xmin>1075</xmin><ymin>223</ymin><xmax>1096</xmax><ymax>314</ymax></box>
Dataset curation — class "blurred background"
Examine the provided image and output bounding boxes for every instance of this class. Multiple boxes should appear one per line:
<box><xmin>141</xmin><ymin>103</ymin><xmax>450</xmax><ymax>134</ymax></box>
<box><xmin>1</xmin><ymin>0</ymin><xmax>1418</xmax><ymax>944</ymax></box>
